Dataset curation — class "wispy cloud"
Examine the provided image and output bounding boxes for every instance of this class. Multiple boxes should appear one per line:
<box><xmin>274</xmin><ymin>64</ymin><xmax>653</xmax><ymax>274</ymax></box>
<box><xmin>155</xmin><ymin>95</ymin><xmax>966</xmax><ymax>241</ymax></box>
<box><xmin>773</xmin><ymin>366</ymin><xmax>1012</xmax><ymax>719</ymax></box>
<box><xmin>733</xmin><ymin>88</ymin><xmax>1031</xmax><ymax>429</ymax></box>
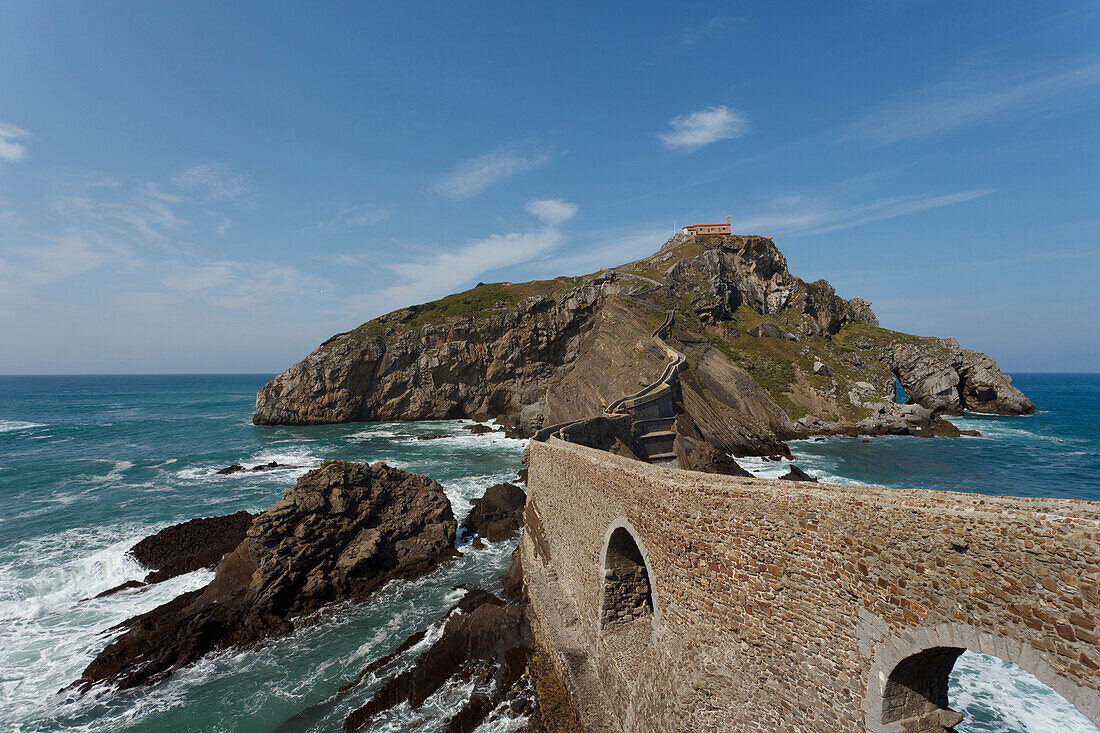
<box><xmin>738</xmin><ymin>189</ymin><xmax>995</xmax><ymax>237</ymax></box>
<box><xmin>0</xmin><ymin>123</ymin><xmax>31</xmax><ymax>163</ymax></box>
<box><xmin>172</xmin><ymin>162</ymin><xmax>253</xmax><ymax>202</ymax></box>
<box><xmin>532</xmin><ymin>224</ymin><xmax>672</xmax><ymax>278</ymax></box>
<box><xmin>373</xmin><ymin>229</ymin><xmax>562</xmax><ymax>310</ymax></box>
<box><xmin>431</xmin><ymin>144</ymin><xmax>552</xmax><ymax>200</ymax></box>
<box><xmin>320</xmin><ymin>203</ymin><xmax>394</xmax><ymax>230</ymax></box>
<box><xmin>164</xmin><ymin>260</ymin><xmax>324</xmax><ymax>309</ymax></box>
<box><xmin>844</xmin><ymin>59</ymin><xmax>1100</xmax><ymax>143</ymax></box>
<box><xmin>659</xmin><ymin>105</ymin><xmax>748</xmax><ymax>151</ymax></box>
<box><xmin>5</xmin><ymin>235</ymin><xmax>109</xmax><ymax>284</ymax></box>
<box><xmin>678</xmin><ymin>16</ymin><xmax>742</xmax><ymax>48</ymax></box>
<box><xmin>525</xmin><ymin>198</ymin><xmax>577</xmax><ymax>226</ymax></box>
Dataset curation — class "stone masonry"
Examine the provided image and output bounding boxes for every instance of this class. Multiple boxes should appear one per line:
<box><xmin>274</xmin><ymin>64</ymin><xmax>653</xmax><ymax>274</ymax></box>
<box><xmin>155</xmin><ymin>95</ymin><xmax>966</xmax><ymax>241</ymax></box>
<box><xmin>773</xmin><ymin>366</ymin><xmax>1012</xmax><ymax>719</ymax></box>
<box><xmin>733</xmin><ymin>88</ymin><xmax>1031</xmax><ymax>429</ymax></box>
<box><xmin>520</xmin><ymin>437</ymin><xmax>1100</xmax><ymax>732</ymax></box>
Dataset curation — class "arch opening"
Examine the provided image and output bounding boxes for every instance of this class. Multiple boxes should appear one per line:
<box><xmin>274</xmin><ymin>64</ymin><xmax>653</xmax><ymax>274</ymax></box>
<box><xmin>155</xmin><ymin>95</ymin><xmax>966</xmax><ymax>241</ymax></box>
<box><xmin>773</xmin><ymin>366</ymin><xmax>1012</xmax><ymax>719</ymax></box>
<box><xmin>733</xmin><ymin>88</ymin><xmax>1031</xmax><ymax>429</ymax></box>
<box><xmin>882</xmin><ymin>647</ymin><xmax>1100</xmax><ymax>733</ymax></box>
<box><xmin>600</xmin><ymin>527</ymin><xmax>652</xmax><ymax>628</ymax></box>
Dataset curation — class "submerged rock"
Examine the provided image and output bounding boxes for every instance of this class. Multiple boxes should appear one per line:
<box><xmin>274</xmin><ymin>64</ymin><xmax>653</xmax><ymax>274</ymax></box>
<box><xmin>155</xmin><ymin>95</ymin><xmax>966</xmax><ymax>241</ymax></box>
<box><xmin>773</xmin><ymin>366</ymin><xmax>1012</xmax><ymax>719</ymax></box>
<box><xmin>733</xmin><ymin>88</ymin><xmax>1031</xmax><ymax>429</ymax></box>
<box><xmin>75</xmin><ymin>461</ymin><xmax>457</xmax><ymax>691</ymax></box>
<box><xmin>460</xmin><ymin>483</ymin><xmax>526</xmax><ymax>542</ymax></box>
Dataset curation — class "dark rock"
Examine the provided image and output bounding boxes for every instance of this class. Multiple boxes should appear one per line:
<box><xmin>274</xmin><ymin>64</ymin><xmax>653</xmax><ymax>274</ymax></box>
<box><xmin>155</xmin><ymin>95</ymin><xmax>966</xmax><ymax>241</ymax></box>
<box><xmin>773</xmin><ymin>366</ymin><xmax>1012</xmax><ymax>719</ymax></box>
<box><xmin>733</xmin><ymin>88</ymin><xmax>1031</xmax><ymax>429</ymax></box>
<box><xmin>516</xmin><ymin>467</ymin><xmax>528</xmax><ymax>484</ymax></box>
<box><xmin>462</xmin><ymin>423</ymin><xmax>498</xmax><ymax>435</ymax></box>
<box><xmin>75</xmin><ymin>461</ymin><xmax>457</xmax><ymax>691</ymax></box>
<box><xmin>129</xmin><ymin>511</ymin><xmax>254</xmax><ymax>584</ymax></box>
<box><xmin>780</xmin><ymin>465</ymin><xmax>818</xmax><ymax>482</ymax></box>
<box><xmin>216</xmin><ymin>464</ymin><xmax>245</xmax><ymax>475</ymax></box>
<box><xmin>250</xmin><ymin>461</ymin><xmax>298</xmax><ymax>472</ymax></box>
<box><xmin>343</xmin><ymin>589</ymin><xmax>528</xmax><ymax>733</ymax></box>
<box><xmin>460</xmin><ymin>483</ymin><xmax>526</xmax><ymax>542</ymax></box>
<box><xmin>960</xmin><ymin>429</ymin><xmax>981</xmax><ymax>437</ymax></box>
<box><xmin>417</xmin><ymin>433</ymin><xmax>449</xmax><ymax>440</ymax></box>
<box><xmin>94</xmin><ymin>580</ymin><xmax>147</xmax><ymax>599</ymax></box>
<box><xmin>674</xmin><ymin>435</ymin><xmax>752</xmax><ymax>477</ymax></box>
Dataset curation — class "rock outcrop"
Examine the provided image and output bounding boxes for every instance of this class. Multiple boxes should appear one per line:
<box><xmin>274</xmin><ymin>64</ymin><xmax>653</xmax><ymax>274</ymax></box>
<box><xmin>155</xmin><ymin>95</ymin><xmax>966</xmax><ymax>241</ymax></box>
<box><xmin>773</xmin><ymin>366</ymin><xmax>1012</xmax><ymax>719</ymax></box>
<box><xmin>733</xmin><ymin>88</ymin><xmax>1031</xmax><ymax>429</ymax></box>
<box><xmin>460</xmin><ymin>483</ymin><xmax>527</xmax><ymax>542</ymax></box>
<box><xmin>76</xmin><ymin>461</ymin><xmax>457</xmax><ymax>691</ymax></box>
<box><xmin>129</xmin><ymin>511</ymin><xmax>255</xmax><ymax>584</ymax></box>
<box><xmin>255</xmin><ymin>232</ymin><xmax>1034</xmax><ymax>457</ymax></box>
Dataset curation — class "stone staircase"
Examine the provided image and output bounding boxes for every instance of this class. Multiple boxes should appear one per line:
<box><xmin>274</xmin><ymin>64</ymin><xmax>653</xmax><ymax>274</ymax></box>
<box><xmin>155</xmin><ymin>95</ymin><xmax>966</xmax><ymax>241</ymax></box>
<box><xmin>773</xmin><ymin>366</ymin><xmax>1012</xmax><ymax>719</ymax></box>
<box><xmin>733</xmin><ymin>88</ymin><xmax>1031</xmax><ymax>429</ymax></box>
<box><xmin>606</xmin><ymin>310</ymin><xmax>684</xmax><ymax>465</ymax></box>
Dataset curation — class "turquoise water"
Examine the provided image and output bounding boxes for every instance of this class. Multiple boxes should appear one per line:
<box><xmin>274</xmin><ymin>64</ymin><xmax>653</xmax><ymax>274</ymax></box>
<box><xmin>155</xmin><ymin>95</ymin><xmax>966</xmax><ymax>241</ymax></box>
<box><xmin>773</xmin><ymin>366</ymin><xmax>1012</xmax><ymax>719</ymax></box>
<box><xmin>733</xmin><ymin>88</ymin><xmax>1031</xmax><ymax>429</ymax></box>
<box><xmin>1</xmin><ymin>373</ymin><xmax>1097</xmax><ymax>732</ymax></box>
<box><xmin>0</xmin><ymin>375</ymin><xmax>527</xmax><ymax>733</ymax></box>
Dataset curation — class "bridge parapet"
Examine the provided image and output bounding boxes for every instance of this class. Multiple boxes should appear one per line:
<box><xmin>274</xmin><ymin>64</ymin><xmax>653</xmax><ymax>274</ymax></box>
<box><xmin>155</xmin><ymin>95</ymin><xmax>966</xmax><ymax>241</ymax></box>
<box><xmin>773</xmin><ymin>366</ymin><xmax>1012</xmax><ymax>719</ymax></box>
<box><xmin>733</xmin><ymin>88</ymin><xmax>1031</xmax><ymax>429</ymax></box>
<box><xmin>522</xmin><ymin>437</ymin><xmax>1100</xmax><ymax>732</ymax></box>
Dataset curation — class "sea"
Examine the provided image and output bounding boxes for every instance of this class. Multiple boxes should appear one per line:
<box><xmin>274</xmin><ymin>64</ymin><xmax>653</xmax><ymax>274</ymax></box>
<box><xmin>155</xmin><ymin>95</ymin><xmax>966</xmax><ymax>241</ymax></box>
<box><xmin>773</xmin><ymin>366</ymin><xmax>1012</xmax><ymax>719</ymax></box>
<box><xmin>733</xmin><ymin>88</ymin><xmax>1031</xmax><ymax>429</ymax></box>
<box><xmin>0</xmin><ymin>373</ymin><xmax>1097</xmax><ymax>733</ymax></box>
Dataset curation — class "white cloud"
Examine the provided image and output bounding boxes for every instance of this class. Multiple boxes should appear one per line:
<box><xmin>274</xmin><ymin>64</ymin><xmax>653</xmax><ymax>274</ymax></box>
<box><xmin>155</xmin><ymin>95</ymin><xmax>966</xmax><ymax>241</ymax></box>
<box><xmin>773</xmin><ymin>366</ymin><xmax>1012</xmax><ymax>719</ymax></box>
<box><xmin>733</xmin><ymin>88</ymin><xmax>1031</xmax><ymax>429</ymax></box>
<box><xmin>0</xmin><ymin>123</ymin><xmax>31</xmax><ymax>163</ymax></box>
<box><xmin>322</xmin><ymin>203</ymin><xmax>394</xmax><ymax>229</ymax></box>
<box><xmin>531</xmin><ymin>224</ymin><xmax>672</xmax><ymax>278</ymax></box>
<box><xmin>171</xmin><ymin>162</ymin><xmax>253</xmax><ymax>202</ymax></box>
<box><xmin>844</xmin><ymin>59</ymin><xmax>1100</xmax><ymax>143</ymax></box>
<box><xmin>659</xmin><ymin>106</ymin><xmax>748</xmax><ymax>151</ymax></box>
<box><xmin>737</xmin><ymin>189</ymin><xmax>995</xmax><ymax>237</ymax></box>
<box><xmin>525</xmin><ymin>198</ymin><xmax>577</xmax><ymax>226</ymax></box>
<box><xmin>6</xmin><ymin>235</ymin><xmax>109</xmax><ymax>284</ymax></box>
<box><xmin>431</xmin><ymin>144</ymin><xmax>552</xmax><ymax>200</ymax></box>
<box><xmin>164</xmin><ymin>260</ymin><xmax>324</xmax><ymax>309</ymax></box>
<box><xmin>342</xmin><ymin>221</ymin><xmax>565</xmax><ymax>319</ymax></box>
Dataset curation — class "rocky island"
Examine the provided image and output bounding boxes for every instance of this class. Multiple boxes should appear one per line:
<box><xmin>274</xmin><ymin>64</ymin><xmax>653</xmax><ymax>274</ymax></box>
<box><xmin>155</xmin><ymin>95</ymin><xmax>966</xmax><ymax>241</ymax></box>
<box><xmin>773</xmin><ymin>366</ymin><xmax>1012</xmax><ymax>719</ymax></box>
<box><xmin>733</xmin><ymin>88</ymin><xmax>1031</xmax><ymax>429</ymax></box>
<box><xmin>255</xmin><ymin>232</ymin><xmax>1032</xmax><ymax>462</ymax></box>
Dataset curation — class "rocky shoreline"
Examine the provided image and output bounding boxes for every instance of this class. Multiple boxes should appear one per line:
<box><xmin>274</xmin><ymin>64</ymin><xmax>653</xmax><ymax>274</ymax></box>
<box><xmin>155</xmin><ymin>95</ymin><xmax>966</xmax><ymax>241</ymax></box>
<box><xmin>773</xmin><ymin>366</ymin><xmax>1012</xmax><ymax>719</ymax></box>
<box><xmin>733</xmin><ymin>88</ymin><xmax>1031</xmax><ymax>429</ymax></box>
<box><xmin>73</xmin><ymin>457</ymin><xmax>568</xmax><ymax>732</ymax></box>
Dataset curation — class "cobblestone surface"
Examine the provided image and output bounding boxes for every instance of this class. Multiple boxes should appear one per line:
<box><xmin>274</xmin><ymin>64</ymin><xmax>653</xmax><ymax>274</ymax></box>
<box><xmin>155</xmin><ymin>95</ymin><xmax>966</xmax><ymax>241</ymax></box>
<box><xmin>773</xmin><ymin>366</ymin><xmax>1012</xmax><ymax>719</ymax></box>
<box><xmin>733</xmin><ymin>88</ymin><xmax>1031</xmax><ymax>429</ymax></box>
<box><xmin>522</xmin><ymin>437</ymin><xmax>1100</xmax><ymax>732</ymax></box>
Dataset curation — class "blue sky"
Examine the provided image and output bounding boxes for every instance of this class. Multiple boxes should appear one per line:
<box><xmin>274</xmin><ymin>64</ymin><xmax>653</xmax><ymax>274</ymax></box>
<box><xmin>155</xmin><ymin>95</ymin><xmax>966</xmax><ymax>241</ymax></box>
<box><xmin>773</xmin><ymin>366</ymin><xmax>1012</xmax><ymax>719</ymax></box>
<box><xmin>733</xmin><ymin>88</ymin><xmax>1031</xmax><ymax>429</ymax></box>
<box><xmin>1</xmin><ymin>1</ymin><xmax>1097</xmax><ymax>373</ymax></box>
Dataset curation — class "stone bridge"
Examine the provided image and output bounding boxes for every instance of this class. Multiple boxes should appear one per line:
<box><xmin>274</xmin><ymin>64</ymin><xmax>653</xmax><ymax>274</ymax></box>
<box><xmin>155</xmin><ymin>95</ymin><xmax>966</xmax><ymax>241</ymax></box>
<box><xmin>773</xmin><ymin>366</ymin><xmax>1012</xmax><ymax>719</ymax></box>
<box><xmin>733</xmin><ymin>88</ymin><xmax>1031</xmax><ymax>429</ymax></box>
<box><xmin>520</xmin><ymin>437</ymin><xmax>1100</xmax><ymax>732</ymax></box>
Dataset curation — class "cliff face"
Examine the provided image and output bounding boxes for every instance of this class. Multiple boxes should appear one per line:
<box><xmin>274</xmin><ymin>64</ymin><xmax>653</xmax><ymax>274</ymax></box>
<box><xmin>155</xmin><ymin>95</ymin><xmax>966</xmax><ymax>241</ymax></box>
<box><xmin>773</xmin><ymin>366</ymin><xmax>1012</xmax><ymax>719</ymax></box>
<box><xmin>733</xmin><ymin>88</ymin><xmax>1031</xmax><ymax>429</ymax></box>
<box><xmin>255</xmin><ymin>233</ymin><xmax>1033</xmax><ymax>451</ymax></box>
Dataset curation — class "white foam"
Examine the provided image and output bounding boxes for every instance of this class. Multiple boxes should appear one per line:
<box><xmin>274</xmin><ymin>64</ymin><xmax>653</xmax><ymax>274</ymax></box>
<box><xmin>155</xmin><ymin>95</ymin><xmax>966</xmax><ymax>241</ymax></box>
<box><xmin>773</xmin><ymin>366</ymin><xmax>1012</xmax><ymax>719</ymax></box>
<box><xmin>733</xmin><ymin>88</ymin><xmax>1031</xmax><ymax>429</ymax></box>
<box><xmin>89</xmin><ymin>460</ymin><xmax>133</xmax><ymax>483</ymax></box>
<box><xmin>0</xmin><ymin>420</ymin><xmax>47</xmax><ymax>434</ymax></box>
<box><xmin>950</xmin><ymin>650</ymin><xmax>1098</xmax><ymax>732</ymax></box>
<box><xmin>0</xmin><ymin>523</ymin><xmax>214</xmax><ymax>729</ymax></box>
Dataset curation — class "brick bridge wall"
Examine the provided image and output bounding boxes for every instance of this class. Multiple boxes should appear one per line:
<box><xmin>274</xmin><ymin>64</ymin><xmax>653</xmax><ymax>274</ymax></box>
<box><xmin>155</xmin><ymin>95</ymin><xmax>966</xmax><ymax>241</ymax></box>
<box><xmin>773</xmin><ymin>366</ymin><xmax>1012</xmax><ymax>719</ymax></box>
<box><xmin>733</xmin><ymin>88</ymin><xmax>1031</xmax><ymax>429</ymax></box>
<box><xmin>521</xmin><ymin>437</ymin><xmax>1100</xmax><ymax>732</ymax></box>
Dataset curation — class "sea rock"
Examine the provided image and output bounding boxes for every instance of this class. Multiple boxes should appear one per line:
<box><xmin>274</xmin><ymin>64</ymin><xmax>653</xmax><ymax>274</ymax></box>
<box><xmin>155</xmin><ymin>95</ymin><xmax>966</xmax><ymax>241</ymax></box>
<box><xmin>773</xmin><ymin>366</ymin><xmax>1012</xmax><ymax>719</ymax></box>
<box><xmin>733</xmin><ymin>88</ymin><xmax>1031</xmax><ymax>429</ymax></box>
<box><xmin>343</xmin><ymin>589</ymin><xmax>529</xmax><ymax>733</ymax></box>
<box><xmin>780</xmin><ymin>465</ymin><xmax>818</xmax><ymax>482</ymax></box>
<box><xmin>417</xmin><ymin>433</ymin><xmax>449</xmax><ymax>441</ymax></box>
<box><xmin>129</xmin><ymin>511</ymin><xmax>255</xmax><ymax>584</ymax></box>
<box><xmin>250</xmin><ymin>461</ymin><xmax>299</xmax><ymax>472</ymax></box>
<box><xmin>460</xmin><ymin>483</ymin><xmax>527</xmax><ymax>542</ymax></box>
<box><xmin>75</xmin><ymin>461</ymin><xmax>457</xmax><ymax>691</ymax></box>
<box><xmin>959</xmin><ymin>349</ymin><xmax>1035</xmax><ymax>414</ymax></box>
<box><xmin>216</xmin><ymin>464</ymin><xmax>245</xmax><ymax>474</ymax></box>
<box><xmin>462</xmin><ymin>423</ymin><xmax>497</xmax><ymax>435</ymax></box>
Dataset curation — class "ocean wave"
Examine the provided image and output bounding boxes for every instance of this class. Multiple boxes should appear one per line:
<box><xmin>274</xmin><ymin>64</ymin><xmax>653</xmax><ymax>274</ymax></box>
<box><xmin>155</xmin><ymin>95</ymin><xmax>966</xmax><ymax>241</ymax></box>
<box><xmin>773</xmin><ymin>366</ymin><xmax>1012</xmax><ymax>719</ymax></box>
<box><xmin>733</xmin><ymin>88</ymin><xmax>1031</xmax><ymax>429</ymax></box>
<box><xmin>0</xmin><ymin>420</ymin><xmax>47</xmax><ymax>433</ymax></box>
<box><xmin>0</xmin><ymin>523</ymin><xmax>214</xmax><ymax>730</ymax></box>
<box><xmin>950</xmin><ymin>651</ymin><xmax>1096</xmax><ymax>732</ymax></box>
<box><xmin>89</xmin><ymin>460</ymin><xmax>134</xmax><ymax>483</ymax></box>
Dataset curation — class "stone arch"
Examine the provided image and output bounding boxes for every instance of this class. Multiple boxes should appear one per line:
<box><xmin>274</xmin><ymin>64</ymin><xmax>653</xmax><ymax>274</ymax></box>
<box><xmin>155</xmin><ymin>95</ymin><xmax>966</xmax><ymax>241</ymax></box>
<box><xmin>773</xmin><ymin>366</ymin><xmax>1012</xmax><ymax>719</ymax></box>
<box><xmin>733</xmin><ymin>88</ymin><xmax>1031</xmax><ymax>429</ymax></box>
<box><xmin>864</xmin><ymin>623</ymin><xmax>1100</xmax><ymax>732</ymax></box>
<box><xmin>599</xmin><ymin>518</ymin><xmax>656</xmax><ymax>629</ymax></box>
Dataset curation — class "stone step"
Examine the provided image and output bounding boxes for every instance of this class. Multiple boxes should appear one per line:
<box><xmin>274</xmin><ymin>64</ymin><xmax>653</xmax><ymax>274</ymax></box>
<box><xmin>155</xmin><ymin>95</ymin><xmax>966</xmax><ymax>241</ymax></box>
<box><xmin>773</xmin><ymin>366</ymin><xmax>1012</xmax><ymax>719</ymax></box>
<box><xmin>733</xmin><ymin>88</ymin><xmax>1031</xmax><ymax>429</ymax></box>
<box><xmin>647</xmin><ymin>452</ymin><xmax>678</xmax><ymax>462</ymax></box>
